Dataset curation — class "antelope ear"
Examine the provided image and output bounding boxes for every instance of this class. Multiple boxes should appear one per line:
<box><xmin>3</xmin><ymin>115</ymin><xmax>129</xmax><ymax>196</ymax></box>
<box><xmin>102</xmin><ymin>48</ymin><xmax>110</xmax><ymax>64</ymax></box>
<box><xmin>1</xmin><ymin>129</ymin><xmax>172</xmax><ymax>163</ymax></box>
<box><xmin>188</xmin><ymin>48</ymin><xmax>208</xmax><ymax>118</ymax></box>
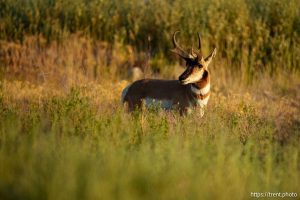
<box><xmin>204</xmin><ymin>48</ymin><xmax>217</xmax><ymax>66</ymax></box>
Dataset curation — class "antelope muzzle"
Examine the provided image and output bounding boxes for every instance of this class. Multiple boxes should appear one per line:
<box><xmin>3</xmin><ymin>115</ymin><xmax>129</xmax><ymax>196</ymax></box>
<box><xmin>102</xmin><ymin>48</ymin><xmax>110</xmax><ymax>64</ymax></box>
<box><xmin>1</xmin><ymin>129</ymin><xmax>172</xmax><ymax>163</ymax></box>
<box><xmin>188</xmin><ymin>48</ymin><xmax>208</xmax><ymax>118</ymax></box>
<box><xmin>179</xmin><ymin>66</ymin><xmax>193</xmax><ymax>84</ymax></box>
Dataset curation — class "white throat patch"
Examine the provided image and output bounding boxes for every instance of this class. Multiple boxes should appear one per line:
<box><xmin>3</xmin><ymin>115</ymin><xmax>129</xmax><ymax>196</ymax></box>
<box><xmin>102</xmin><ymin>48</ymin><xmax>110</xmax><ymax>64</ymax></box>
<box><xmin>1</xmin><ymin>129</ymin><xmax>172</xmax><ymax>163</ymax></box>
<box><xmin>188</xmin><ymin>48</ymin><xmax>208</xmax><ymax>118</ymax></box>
<box><xmin>191</xmin><ymin>83</ymin><xmax>210</xmax><ymax>95</ymax></box>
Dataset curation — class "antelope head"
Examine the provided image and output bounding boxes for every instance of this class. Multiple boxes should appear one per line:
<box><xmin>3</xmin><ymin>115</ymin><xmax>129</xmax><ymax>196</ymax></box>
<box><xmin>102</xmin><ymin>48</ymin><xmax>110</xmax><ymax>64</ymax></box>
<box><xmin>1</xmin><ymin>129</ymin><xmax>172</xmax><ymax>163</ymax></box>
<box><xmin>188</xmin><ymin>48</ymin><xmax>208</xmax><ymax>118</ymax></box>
<box><xmin>171</xmin><ymin>31</ymin><xmax>217</xmax><ymax>85</ymax></box>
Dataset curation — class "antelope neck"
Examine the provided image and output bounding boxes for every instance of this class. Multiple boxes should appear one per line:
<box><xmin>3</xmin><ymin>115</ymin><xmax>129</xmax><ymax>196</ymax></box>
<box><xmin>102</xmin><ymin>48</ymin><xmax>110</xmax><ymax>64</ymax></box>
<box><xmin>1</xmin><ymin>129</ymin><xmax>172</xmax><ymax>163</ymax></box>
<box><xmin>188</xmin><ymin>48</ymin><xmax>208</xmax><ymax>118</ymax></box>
<box><xmin>190</xmin><ymin>72</ymin><xmax>210</xmax><ymax>100</ymax></box>
<box><xmin>190</xmin><ymin>84</ymin><xmax>210</xmax><ymax>100</ymax></box>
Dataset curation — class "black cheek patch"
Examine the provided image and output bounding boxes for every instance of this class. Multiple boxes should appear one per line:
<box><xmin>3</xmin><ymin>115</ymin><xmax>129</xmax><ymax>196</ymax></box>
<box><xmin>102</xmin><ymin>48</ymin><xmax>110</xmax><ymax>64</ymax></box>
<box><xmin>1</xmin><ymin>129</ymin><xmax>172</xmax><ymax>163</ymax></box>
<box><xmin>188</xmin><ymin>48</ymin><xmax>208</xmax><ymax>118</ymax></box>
<box><xmin>179</xmin><ymin>67</ymin><xmax>193</xmax><ymax>80</ymax></box>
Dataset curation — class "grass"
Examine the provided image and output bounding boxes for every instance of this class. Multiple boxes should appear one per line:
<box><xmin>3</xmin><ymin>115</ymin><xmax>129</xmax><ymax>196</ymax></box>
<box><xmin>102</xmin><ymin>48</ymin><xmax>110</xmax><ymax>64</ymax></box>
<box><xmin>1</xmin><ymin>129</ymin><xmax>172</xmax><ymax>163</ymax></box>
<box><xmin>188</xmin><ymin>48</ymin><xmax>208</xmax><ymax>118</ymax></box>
<box><xmin>1</xmin><ymin>0</ymin><xmax>300</xmax><ymax>78</ymax></box>
<box><xmin>0</xmin><ymin>72</ymin><xmax>299</xmax><ymax>199</ymax></box>
<box><xmin>0</xmin><ymin>0</ymin><xmax>300</xmax><ymax>199</ymax></box>
<box><xmin>0</xmin><ymin>35</ymin><xmax>299</xmax><ymax>199</ymax></box>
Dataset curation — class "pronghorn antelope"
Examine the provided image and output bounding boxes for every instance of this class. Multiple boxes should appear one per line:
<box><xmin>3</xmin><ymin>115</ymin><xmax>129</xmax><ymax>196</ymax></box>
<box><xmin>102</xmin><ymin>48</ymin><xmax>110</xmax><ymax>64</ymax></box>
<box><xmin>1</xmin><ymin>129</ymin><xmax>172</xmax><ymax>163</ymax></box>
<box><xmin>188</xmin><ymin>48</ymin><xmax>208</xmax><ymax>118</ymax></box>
<box><xmin>121</xmin><ymin>31</ymin><xmax>216</xmax><ymax>116</ymax></box>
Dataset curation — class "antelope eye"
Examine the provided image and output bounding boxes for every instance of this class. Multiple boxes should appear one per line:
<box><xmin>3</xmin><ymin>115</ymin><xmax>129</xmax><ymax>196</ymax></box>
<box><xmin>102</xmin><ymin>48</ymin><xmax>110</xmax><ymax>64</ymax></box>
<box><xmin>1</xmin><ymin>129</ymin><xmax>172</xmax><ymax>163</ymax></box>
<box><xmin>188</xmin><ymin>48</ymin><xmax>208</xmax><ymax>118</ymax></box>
<box><xmin>197</xmin><ymin>64</ymin><xmax>203</xmax><ymax>68</ymax></box>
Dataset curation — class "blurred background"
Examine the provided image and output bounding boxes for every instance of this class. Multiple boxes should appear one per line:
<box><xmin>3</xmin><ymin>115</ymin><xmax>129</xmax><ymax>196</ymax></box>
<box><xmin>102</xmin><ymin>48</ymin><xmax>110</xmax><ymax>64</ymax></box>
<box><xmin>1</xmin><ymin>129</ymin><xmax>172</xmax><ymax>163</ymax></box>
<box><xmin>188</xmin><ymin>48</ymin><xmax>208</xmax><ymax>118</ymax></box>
<box><xmin>1</xmin><ymin>1</ymin><xmax>300</xmax><ymax>199</ymax></box>
<box><xmin>1</xmin><ymin>0</ymin><xmax>300</xmax><ymax>86</ymax></box>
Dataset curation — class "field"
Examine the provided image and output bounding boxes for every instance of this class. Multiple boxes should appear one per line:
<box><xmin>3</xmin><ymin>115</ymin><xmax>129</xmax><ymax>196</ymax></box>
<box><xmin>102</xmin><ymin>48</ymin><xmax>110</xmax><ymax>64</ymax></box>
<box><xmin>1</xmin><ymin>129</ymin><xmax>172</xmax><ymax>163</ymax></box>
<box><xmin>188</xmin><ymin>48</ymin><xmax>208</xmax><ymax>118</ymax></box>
<box><xmin>1</xmin><ymin>0</ymin><xmax>300</xmax><ymax>199</ymax></box>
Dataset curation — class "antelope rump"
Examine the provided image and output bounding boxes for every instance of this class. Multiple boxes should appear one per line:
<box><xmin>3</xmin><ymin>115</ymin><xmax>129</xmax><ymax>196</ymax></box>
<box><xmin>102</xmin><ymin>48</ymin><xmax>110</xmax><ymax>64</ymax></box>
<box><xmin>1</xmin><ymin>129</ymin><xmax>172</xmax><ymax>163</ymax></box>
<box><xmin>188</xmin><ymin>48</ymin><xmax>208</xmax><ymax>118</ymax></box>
<box><xmin>121</xmin><ymin>31</ymin><xmax>216</xmax><ymax>116</ymax></box>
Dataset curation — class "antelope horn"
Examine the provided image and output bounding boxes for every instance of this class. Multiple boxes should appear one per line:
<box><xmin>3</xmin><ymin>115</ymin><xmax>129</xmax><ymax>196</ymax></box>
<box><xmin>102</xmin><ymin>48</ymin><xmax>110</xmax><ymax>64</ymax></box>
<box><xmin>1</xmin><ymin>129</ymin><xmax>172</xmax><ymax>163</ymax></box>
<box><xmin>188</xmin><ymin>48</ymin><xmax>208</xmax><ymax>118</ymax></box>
<box><xmin>197</xmin><ymin>32</ymin><xmax>202</xmax><ymax>51</ymax></box>
<box><xmin>191</xmin><ymin>46</ymin><xmax>197</xmax><ymax>58</ymax></box>
<box><xmin>195</xmin><ymin>32</ymin><xmax>203</xmax><ymax>60</ymax></box>
<box><xmin>171</xmin><ymin>31</ymin><xmax>193</xmax><ymax>60</ymax></box>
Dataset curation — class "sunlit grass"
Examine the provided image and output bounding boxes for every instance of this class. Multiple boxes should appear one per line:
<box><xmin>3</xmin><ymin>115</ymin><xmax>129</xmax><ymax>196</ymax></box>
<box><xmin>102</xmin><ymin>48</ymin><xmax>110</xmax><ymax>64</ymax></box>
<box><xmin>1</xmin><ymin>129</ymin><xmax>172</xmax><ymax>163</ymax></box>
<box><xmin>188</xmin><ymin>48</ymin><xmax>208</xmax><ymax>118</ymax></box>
<box><xmin>0</xmin><ymin>77</ymin><xmax>299</xmax><ymax>199</ymax></box>
<box><xmin>0</xmin><ymin>0</ymin><xmax>300</xmax><ymax>198</ymax></box>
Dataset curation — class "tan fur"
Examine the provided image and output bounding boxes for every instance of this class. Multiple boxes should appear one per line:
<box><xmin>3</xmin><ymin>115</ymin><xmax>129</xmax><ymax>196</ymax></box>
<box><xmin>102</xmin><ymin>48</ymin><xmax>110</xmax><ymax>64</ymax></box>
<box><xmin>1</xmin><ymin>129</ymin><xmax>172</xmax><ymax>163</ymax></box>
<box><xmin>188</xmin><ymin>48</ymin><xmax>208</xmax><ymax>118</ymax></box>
<box><xmin>123</xmin><ymin>79</ymin><xmax>191</xmax><ymax>114</ymax></box>
<box><xmin>123</xmin><ymin>70</ymin><xmax>211</xmax><ymax>114</ymax></box>
<box><xmin>121</xmin><ymin>32</ymin><xmax>216</xmax><ymax>116</ymax></box>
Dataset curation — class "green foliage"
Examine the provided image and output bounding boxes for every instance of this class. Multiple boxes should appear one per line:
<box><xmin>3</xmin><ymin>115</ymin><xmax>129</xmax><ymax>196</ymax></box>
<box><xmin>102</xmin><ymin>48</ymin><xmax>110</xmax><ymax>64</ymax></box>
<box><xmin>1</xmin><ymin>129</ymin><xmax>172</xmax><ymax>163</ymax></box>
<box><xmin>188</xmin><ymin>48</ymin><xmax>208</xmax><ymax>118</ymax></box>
<box><xmin>0</xmin><ymin>1</ymin><xmax>300</xmax><ymax>198</ymax></box>
<box><xmin>1</xmin><ymin>0</ymin><xmax>300</xmax><ymax>79</ymax></box>
<box><xmin>0</xmin><ymin>91</ymin><xmax>299</xmax><ymax>200</ymax></box>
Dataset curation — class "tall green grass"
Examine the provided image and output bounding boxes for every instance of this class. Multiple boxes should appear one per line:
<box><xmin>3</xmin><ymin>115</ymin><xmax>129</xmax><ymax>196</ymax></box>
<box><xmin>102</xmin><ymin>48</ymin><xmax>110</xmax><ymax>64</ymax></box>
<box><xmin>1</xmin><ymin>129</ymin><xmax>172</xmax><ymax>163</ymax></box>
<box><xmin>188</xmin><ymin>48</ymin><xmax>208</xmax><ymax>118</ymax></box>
<box><xmin>0</xmin><ymin>1</ymin><xmax>300</xmax><ymax>199</ymax></box>
<box><xmin>0</xmin><ymin>89</ymin><xmax>299</xmax><ymax>199</ymax></box>
<box><xmin>1</xmin><ymin>0</ymin><xmax>300</xmax><ymax>79</ymax></box>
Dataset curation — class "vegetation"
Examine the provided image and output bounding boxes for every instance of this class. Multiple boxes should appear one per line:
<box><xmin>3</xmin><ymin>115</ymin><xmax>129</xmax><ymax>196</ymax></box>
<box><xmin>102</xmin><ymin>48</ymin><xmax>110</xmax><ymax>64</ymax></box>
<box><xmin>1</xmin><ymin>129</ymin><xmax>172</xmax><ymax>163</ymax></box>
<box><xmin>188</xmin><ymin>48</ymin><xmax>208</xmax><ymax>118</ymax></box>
<box><xmin>0</xmin><ymin>79</ymin><xmax>299</xmax><ymax>200</ymax></box>
<box><xmin>1</xmin><ymin>0</ymin><xmax>300</xmax><ymax>77</ymax></box>
<box><xmin>0</xmin><ymin>0</ymin><xmax>300</xmax><ymax>199</ymax></box>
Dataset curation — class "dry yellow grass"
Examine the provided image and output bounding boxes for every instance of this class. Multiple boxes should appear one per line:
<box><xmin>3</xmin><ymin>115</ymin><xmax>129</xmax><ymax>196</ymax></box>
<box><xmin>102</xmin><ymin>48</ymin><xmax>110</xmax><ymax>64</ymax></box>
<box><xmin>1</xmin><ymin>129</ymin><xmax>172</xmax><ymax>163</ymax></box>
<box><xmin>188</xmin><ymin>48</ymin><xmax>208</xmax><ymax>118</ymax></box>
<box><xmin>1</xmin><ymin>0</ymin><xmax>300</xmax><ymax>198</ymax></box>
<box><xmin>1</xmin><ymin>67</ymin><xmax>299</xmax><ymax>144</ymax></box>
<box><xmin>1</xmin><ymin>36</ymin><xmax>299</xmax><ymax>133</ymax></box>
<box><xmin>0</xmin><ymin>35</ymin><xmax>299</xmax><ymax>199</ymax></box>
